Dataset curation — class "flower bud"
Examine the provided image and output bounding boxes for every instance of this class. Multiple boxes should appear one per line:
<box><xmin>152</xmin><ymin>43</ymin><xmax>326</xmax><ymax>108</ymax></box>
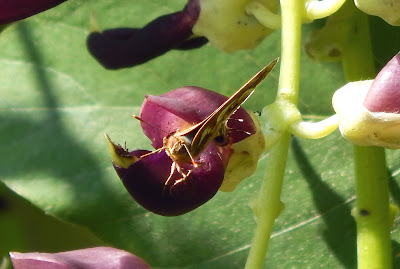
<box><xmin>333</xmin><ymin>52</ymin><xmax>400</xmax><ymax>148</ymax></box>
<box><xmin>10</xmin><ymin>247</ymin><xmax>151</xmax><ymax>269</ymax></box>
<box><xmin>192</xmin><ymin>0</ymin><xmax>278</xmax><ymax>52</ymax></box>
<box><xmin>363</xmin><ymin>53</ymin><xmax>400</xmax><ymax>113</ymax></box>
<box><xmin>355</xmin><ymin>0</ymin><xmax>400</xmax><ymax>26</ymax></box>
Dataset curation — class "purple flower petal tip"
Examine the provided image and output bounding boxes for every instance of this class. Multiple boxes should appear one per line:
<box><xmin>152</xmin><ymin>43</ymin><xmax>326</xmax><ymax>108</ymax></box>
<box><xmin>10</xmin><ymin>247</ymin><xmax>151</xmax><ymax>269</ymax></box>
<box><xmin>0</xmin><ymin>0</ymin><xmax>66</xmax><ymax>24</ymax></box>
<box><xmin>364</xmin><ymin>52</ymin><xmax>400</xmax><ymax>113</ymax></box>
<box><xmin>87</xmin><ymin>0</ymin><xmax>205</xmax><ymax>69</ymax></box>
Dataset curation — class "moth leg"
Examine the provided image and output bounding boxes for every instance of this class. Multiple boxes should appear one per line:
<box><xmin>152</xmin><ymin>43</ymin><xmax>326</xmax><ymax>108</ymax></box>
<box><xmin>182</xmin><ymin>144</ymin><xmax>199</xmax><ymax>168</ymax></box>
<box><xmin>163</xmin><ymin>161</ymin><xmax>191</xmax><ymax>185</ymax></box>
<box><xmin>164</xmin><ymin>162</ymin><xmax>197</xmax><ymax>196</ymax></box>
<box><xmin>164</xmin><ymin>161</ymin><xmax>177</xmax><ymax>187</ymax></box>
<box><xmin>172</xmin><ymin>169</ymin><xmax>193</xmax><ymax>187</ymax></box>
<box><xmin>162</xmin><ymin>162</ymin><xmax>177</xmax><ymax>197</ymax></box>
<box><xmin>139</xmin><ymin>147</ymin><xmax>164</xmax><ymax>159</ymax></box>
<box><xmin>163</xmin><ymin>157</ymin><xmax>200</xmax><ymax>196</ymax></box>
<box><xmin>175</xmin><ymin>163</ymin><xmax>190</xmax><ymax>177</ymax></box>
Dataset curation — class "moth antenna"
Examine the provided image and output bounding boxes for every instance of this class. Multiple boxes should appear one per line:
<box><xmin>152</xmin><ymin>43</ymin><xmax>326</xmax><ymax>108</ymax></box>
<box><xmin>226</xmin><ymin>126</ymin><xmax>252</xmax><ymax>136</ymax></box>
<box><xmin>138</xmin><ymin>147</ymin><xmax>165</xmax><ymax>159</ymax></box>
<box><xmin>227</xmin><ymin>118</ymin><xmax>254</xmax><ymax>135</ymax></box>
<box><xmin>182</xmin><ymin>143</ymin><xmax>199</xmax><ymax>168</ymax></box>
<box><xmin>132</xmin><ymin>115</ymin><xmax>169</xmax><ymax>134</ymax></box>
<box><xmin>227</xmin><ymin>118</ymin><xmax>244</xmax><ymax>123</ymax></box>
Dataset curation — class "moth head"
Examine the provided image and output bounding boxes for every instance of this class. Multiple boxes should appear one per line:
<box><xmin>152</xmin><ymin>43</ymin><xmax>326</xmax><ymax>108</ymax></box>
<box><xmin>163</xmin><ymin>133</ymin><xmax>193</xmax><ymax>164</ymax></box>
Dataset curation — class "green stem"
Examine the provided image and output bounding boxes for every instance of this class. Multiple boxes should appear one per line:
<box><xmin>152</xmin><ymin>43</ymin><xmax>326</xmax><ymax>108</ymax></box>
<box><xmin>244</xmin><ymin>134</ymin><xmax>290</xmax><ymax>269</ymax></box>
<box><xmin>244</xmin><ymin>0</ymin><xmax>303</xmax><ymax>268</ymax></box>
<box><xmin>353</xmin><ymin>147</ymin><xmax>392</xmax><ymax>269</ymax></box>
<box><xmin>341</xmin><ymin>2</ymin><xmax>392</xmax><ymax>268</ymax></box>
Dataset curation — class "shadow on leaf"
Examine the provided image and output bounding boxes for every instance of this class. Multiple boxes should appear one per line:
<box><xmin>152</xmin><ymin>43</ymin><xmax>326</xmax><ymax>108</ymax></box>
<box><xmin>0</xmin><ymin>22</ymin><xmax>149</xmax><ymax>249</ymax></box>
<box><xmin>291</xmin><ymin>137</ymin><xmax>356</xmax><ymax>268</ymax></box>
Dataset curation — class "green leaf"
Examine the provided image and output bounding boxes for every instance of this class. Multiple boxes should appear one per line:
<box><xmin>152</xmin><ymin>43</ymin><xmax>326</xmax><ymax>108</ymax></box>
<box><xmin>1</xmin><ymin>1</ymin><xmax>399</xmax><ymax>268</ymax></box>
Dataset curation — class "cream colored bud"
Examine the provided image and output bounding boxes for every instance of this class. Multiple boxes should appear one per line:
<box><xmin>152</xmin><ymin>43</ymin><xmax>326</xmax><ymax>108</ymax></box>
<box><xmin>333</xmin><ymin>80</ymin><xmax>400</xmax><ymax>149</ymax></box>
<box><xmin>192</xmin><ymin>0</ymin><xmax>278</xmax><ymax>52</ymax></box>
<box><xmin>355</xmin><ymin>0</ymin><xmax>400</xmax><ymax>26</ymax></box>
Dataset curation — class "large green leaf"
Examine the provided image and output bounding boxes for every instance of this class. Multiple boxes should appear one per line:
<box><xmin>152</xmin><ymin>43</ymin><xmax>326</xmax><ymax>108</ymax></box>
<box><xmin>1</xmin><ymin>1</ymin><xmax>400</xmax><ymax>268</ymax></box>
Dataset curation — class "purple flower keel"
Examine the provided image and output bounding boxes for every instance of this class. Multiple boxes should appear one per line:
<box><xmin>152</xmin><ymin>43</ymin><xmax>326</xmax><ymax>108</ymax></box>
<box><xmin>113</xmin><ymin>144</ymin><xmax>228</xmax><ymax>216</ymax></box>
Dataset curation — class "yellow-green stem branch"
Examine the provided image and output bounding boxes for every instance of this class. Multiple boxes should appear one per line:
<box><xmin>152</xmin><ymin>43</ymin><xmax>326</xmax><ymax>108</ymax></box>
<box><xmin>245</xmin><ymin>0</ymin><xmax>303</xmax><ymax>268</ymax></box>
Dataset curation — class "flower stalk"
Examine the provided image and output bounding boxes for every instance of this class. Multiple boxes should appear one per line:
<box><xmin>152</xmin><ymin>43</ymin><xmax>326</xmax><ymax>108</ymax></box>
<box><xmin>340</xmin><ymin>2</ymin><xmax>393</xmax><ymax>268</ymax></box>
<box><xmin>353</xmin><ymin>146</ymin><xmax>393</xmax><ymax>269</ymax></box>
<box><xmin>245</xmin><ymin>0</ymin><xmax>303</xmax><ymax>267</ymax></box>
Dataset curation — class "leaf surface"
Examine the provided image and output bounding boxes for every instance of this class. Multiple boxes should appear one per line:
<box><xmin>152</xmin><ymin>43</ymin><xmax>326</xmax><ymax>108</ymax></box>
<box><xmin>1</xmin><ymin>1</ymin><xmax>400</xmax><ymax>268</ymax></box>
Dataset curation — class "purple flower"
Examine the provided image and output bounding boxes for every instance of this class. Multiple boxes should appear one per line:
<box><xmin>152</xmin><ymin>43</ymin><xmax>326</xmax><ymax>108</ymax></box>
<box><xmin>0</xmin><ymin>0</ymin><xmax>66</xmax><ymax>24</ymax></box>
<box><xmin>363</xmin><ymin>52</ymin><xmax>400</xmax><ymax>113</ymax></box>
<box><xmin>106</xmin><ymin>61</ymin><xmax>279</xmax><ymax>215</ymax></box>
<box><xmin>107</xmin><ymin>87</ymin><xmax>261</xmax><ymax>216</ymax></box>
<box><xmin>87</xmin><ymin>0</ymin><xmax>207</xmax><ymax>69</ymax></box>
<box><xmin>10</xmin><ymin>247</ymin><xmax>151</xmax><ymax>269</ymax></box>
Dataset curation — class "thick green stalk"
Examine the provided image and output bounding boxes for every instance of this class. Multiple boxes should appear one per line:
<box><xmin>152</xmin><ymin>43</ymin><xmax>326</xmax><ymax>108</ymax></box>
<box><xmin>244</xmin><ymin>0</ymin><xmax>303</xmax><ymax>268</ymax></box>
<box><xmin>244</xmin><ymin>134</ymin><xmax>290</xmax><ymax>269</ymax></box>
<box><xmin>353</xmin><ymin>147</ymin><xmax>392</xmax><ymax>269</ymax></box>
<box><xmin>341</xmin><ymin>2</ymin><xmax>392</xmax><ymax>268</ymax></box>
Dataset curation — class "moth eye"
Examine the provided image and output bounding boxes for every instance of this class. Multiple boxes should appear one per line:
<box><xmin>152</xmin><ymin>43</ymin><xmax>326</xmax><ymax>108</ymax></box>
<box><xmin>173</xmin><ymin>143</ymin><xmax>187</xmax><ymax>156</ymax></box>
<box><xmin>214</xmin><ymin>135</ymin><xmax>229</xmax><ymax>146</ymax></box>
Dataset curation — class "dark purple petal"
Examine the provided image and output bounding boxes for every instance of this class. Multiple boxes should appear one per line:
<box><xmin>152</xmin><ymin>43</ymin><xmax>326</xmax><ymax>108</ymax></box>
<box><xmin>174</xmin><ymin>36</ymin><xmax>208</xmax><ymax>50</ymax></box>
<box><xmin>115</xmin><ymin>143</ymin><xmax>229</xmax><ymax>216</ymax></box>
<box><xmin>364</xmin><ymin>52</ymin><xmax>400</xmax><ymax>113</ymax></box>
<box><xmin>0</xmin><ymin>0</ymin><xmax>66</xmax><ymax>24</ymax></box>
<box><xmin>10</xmin><ymin>247</ymin><xmax>151</xmax><ymax>269</ymax></box>
<box><xmin>86</xmin><ymin>0</ymin><xmax>203</xmax><ymax>69</ymax></box>
<box><xmin>140</xmin><ymin>87</ymin><xmax>257</xmax><ymax>149</ymax></box>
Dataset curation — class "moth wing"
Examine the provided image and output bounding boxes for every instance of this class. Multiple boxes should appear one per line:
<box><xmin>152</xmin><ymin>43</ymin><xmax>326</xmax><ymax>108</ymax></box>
<box><xmin>190</xmin><ymin>58</ymin><xmax>279</xmax><ymax>156</ymax></box>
